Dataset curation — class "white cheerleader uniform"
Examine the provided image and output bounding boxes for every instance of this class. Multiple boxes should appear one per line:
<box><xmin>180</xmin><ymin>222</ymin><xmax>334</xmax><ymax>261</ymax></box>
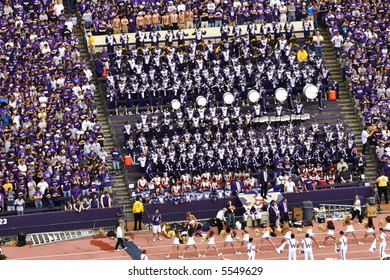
<box><xmin>225</xmin><ymin>233</ymin><xmax>233</xmax><ymax>243</ymax></box>
<box><xmin>307</xmin><ymin>228</ymin><xmax>315</xmax><ymax>238</ymax></box>
<box><xmin>207</xmin><ymin>237</ymin><xmax>216</xmax><ymax>247</ymax></box>
<box><xmin>366</xmin><ymin>227</ymin><xmax>375</xmax><ymax>235</ymax></box>
<box><xmin>384</xmin><ymin>223</ymin><xmax>390</xmax><ymax>231</ymax></box>
<box><xmin>327</xmin><ymin>229</ymin><xmax>335</xmax><ymax>237</ymax></box>
<box><xmin>346</xmin><ymin>224</ymin><xmax>355</xmax><ymax>233</ymax></box>
<box><xmin>186</xmin><ymin>236</ymin><xmax>196</xmax><ymax>246</ymax></box>
<box><xmin>172</xmin><ymin>237</ymin><xmax>181</xmax><ymax>246</ymax></box>
<box><xmin>262</xmin><ymin>229</ymin><xmax>271</xmax><ymax>240</ymax></box>
<box><xmin>242</xmin><ymin>233</ymin><xmax>250</xmax><ymax>243</ymax></box>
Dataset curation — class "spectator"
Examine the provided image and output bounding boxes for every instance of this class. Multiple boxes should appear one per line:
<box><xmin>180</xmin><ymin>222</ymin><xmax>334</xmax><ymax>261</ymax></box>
<box><xmin>376</xmin><ymin>172</ymin><xmax>389</xmax><ymax>205</ymax></box>
<box><xmin>111</xmin><ymin>146</ymin><xmax>122</xmax><ymax>175</ymax></box>
<box><xmin>100</xmin><ymin>191</ymin><xmax>112</xmax><ymax>208</ymax></box>
<box><xmin>14</xmin><ymin>193</ymin><xmax>25</xmax><ymax>215</ymax></box>
<box><xmin>312</xmin><ymin>30</ymin><xmax>324</xmax><ymax>57</ymax></box>
<box><xmin>132</xmin><ymin>197</ymin><xmax>144</xmax><ymax>231</ymax></box>
<box><xmin>151</xmin><ymin>208</ymin><xmax>163</xmax><ymax>242</ymax></box>
<box><xmin>33</xmin><ymin>188</ymin><xmax>43</xmax><ymax>209</ymax></box>
<box><xmin>336</xmin><ymin>159</ymin><xmax>348</xmax><ymax>173</ymax></box>
<box><xmin>339</xmin><ymin>166</ymin><xmax>352</xmax><ymax>183</ymax></box>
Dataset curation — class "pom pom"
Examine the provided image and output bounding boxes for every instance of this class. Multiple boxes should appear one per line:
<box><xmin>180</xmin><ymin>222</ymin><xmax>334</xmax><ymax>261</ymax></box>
<box><xmin>167</xmin><ymin>230</ymin><xmax>175</xmax><ymax>239</ymax></box>
<box><xmin>276</xmin><ymin>227</ymin><xmax>282</xmax><ymax>233</ymax></box>
<box><xmin>236</xmin><ymin>236</ymin><xmax>242</xmax><ymax>242</ymax></box>
<box><xmin>297</xmin><ymin>227</ymin><xmax>303</xmax><ymax>234</ymax></box>
<box><xmin>378</xmin><ymin>219</ymin><xmax>384</xmax><ymax>226</ymax></box>
<box><xmin>201</xmin><ymin>236</ymin><xmax>207</xmax><ymax>243</ymax></box>
<box><xmin>220</xmin><ymin>230</ymin><xmax>226</xmax><ymax>237</ymax></box>
<box><xmin>317</xmin><ymin>225</ymin><xmax>324</xmax><ymax>231</ymax></box>
<box><xmin>363</xmin><ymin>221</ymin><xmax>368</xmax><ymax>228</ymax></box>
<box><xmin>244</xmin><ymin>227</ymin><xmax>250</xmax><ymax>233</ymax></box>
<box><xmin>254</xmin><ymin>229</ymin><xmax>260</xmax><ymax>236</ymax></box>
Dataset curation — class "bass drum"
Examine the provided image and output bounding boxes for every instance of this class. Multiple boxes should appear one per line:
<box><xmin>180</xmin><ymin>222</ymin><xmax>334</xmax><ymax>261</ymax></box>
<box><xmin>275</xmin><ymin>87</ymin><xmax>288</xmax><ymax>102</ymax></box>
<box><xmin>303</xmin><ymin>84</ymin><xmax>318</xmax><ymax>100</ymax></box>
<box><xmin>223</xmin><ymin>92</ymin><xmax>235</xmax><ymax>105</ymax></box>
<box><xmin>196</xmin><ymin>96</ymin><xmax>207</xmax><ymax>107</ymax></box>
<box><xmin>171</xmin><ymin>99</ymin><xmax>181</xmax><ymax>110</ymax></box>
<box><xmin>248</xmin><ymin>89</ymin><xmax>260</xmax><ymax>103</ymax></box>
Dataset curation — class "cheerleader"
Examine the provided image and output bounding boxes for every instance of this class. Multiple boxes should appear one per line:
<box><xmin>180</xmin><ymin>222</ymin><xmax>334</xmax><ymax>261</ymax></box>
<box><xmin>166</xmin><ymin>230</ymin><xmax>182</xmax><ymax>259</ymax></box>
<box><xmin>363</xmin><ymin>217</ymin><xmax>376</xmax><ymax>241</ymax></box>
<box><xmin>220</xmin><ymin>227</ymin><xmax>239</xmax><ymax>256</ymax></box>
<box><xmin>343</xmin><ymin>216</ymin><xmax>364</xmax><ymax>245</ymax></box>
<box><xmin>305</xmin><ymin>221</ymin><xmax>323</xmax><ymax>248</ymax></box>
<box><xmin>256</xmin><ymin>222</ymin><xmax>277</xmax><ymax>251</ymax></box>
<box><xmin>202</xmin><ymin>230</ymin><xmax>220</xmax><ymax>257</ymax></box>
<box><xmin>321</xmin><ymin>220</ymin><xmax>336</xmax><ymax>247</ymax></box>
<box><xmin>180</xmin><ymin>227</ymin><xmax>202</xmax><ymax>259</ymax></box>
<box><xmin>239</xmin><ymin>227</ymin><xmax>251</xmax><ymax>253</ymax></box>
<box><xmin>277</xmin><ymin>222</ymin><xmax>293</xmax><ymax>252</ymax></box>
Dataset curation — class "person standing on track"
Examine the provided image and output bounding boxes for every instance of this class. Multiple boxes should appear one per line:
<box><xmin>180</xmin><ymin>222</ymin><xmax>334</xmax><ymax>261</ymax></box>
<box><xmin>302</xmin><ymin>233</ymin><xmax>314</xmax><ymax>260</ymax></box>
<box><xmin>151</xmin><ymin>208</ymin><xmax>163</xmax><ymax>242</ymax></box>
<box><xmin>180</xmin><ymin>227</ymin><xmax>201</xmax><ymax>259</ymax></box>
<box><xmin>202</xmin><ymin>230</ymin><xmax>220</xmax><ymax>257</ymax></box>
<box><xmin>114</xmin><ymin>222</ymin><xmax>127</xmax><ymax>251</ymax></box>
<box><xmin>378</xmin><ymin>228</ymin><xmax>387</xmax><ymax>259</ymax></box>
<box><xmin>343</xmin><ymin>216</ymin><xmax>364</xmax><ymax>245</ymax></box>
<box><xmin>215</xmin><ymin>208</ymin><xmax>227</xmax><ymax>234</ymax></box>
<box><xmin>247</xmin><ymin>238</ymin><xmax>258</xmax><ymax>260</ymax></box>
<box><xmin>132</xmin><ymin>197</ymin><xmax>144</xmax><ymax>231</ymax></box>
<box><xmin>287</xmin><ymin>233</ymin><xmax>299</xmax><ymax>260</ymax></box>
<box><xmin>338</xmin><ymin>231</ymin><xmax>348</xmax><ymax>260</ymax></box>
<box><xmin>166</xmin><ymin>230</ymin><xmax>182</xmax><ymax>259</ymax></box>
<box><xmin>321</xmin><ymin>220</ymin><xmax>336</xmax><ymax>247</ymax></box>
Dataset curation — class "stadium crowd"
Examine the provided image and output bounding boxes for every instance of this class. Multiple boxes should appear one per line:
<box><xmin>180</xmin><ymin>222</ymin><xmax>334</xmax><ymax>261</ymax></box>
<box><xmin>0</xmin><ymin>0</ymin><xmax>114</xmax><ymax>214</ymax></box>
<box><xmin>321</xmin><ymin>2</ymin><xmax>390</xmax><ymax>174</ymax></box>
<box><xmin>87</xmin><ymin>0</ymin><xmax>377</xmax><ymax>205</ymax></box>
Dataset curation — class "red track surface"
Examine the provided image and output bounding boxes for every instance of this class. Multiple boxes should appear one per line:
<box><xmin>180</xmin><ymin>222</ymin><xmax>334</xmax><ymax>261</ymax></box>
<box><xmin>3</xmin><ymin>213</ymin><xmax>389</xmax><ymax>260</ymax></box>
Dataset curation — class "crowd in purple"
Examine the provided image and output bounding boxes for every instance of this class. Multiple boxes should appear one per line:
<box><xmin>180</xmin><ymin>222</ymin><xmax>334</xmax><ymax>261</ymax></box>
<box><xmin>0</xmin><ymin>0</ymin><xmax>115</xmax><ymax>215</ymax></box>
<box><xmin>323</xmin><ymin>2</ymin><xmax>390</xmax><ymax>169</ymax></box>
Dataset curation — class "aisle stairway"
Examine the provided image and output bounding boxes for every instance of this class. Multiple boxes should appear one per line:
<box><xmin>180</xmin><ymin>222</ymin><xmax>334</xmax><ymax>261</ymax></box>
<box><xmin>320</xmin><ymin>28</ymin><xmax>377</xmax><ymax>184</ymax></box>
<box><xmin>74</xmin><ymin>24</ymin><xmax>133</xmax><ymax>219</ymax></box>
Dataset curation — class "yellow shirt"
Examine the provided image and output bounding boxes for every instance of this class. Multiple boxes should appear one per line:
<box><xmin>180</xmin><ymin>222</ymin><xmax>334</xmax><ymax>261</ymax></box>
<box><xmin>133</xmin><ymin>200</ymin><xmax>144</xmax><ymax>214</ymax></box>
<box><xmin>88</xmin><ymin>35</ymin><xmax>95</xmax><ymax>46</ymax></box>
<box><xmin>297</xmin><ymin>49</ymin><xmax>308</xmax><ymax>62</ymax></box>
<box><xmin>377</xmin><ymin>175</ymin><xmax>388</xmax><ymax>187</ymax></box>
<box><xmin>3</xmin><ymin>182</ymin><xmax>12</xmax><ymax>191</ymax></box>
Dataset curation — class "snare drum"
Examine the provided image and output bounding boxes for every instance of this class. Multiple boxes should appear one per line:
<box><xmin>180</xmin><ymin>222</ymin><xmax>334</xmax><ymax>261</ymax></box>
<box><xmin>303</xmin><ymin>84</ymin><xmax>318</xmax><ymax>100</ymax></box>
<box><xmin>223</xmin><ymin>92</ymin><xmax>235</xmax><ymax>105</ymax></box>
<box><xmin>196</xmin><ymin>96</ymin><xmax>207</xmax><ymax>107</ymax></box>
<box><xmin>248</xmin><ymin>89</ymin><xmax>260</xmax><ymax>103</ymax></box>
<box><xmin>171</xmin><ymin>99</ymin><xmax>181</xmax><ymax>110</ymax></box>
<box><xmin>275</xmin><ymin>88</ymin><xmax>288</xmax><ymax>102</ymax></box>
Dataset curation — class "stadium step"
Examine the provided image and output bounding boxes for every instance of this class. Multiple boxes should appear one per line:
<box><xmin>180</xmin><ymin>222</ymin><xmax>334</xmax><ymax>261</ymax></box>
<box><xmin>27</xmin><ymin>230</ymin><xmax>96</xmax><ymax>246</ymax></box>
<box><xmin>320</xmin><ymin>28</ymin><xmax>378</xmax><ymax>185</ymax></box>
<box><xmin>73</xmin><ymin>21</ymin><xmax>132</xmax><ymax>219</ymax></box>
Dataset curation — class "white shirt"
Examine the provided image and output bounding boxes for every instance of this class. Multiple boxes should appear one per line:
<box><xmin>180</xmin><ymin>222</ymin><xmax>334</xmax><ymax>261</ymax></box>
<box><xmin>116</xmin><ymin>226</ymin><xmax>123</xmax><ymax>238</ymax></box>
<box><xmin>339</xmin><ymin>235</ymin><xmax>348</xmax><ymax>249</ymax></box>
<box><xmin>216</xmin><ymin>210</ymin><xmax>226</xmax><ymax>221</ymax></box>
<box><xmin>140</xmin><ymin>253</ymin><xmax>149</xmax><ymax>260</ymax></box>
<box><xmin>302</xmin><ymin>238</ymin><xmax>313</xmax><ymax>252</ymax></box>
<box><xmin>37</xmin><ymin>181</ymin><xmax>49</xmax><ymax>194</ymax></box>
<box><xmin>379</xmin><ymin>232</ymin><xmax>386</xmax><ymax>247</ymax></box>
<box><xmin>285</xmin><ymin>181</ymin><xmax>296</xmax><ymax>193</ymax></box>
<box><xmin>361</xmin><ymin>130</ymin><xmax>369</xmax><ymax>144</ymax></box>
